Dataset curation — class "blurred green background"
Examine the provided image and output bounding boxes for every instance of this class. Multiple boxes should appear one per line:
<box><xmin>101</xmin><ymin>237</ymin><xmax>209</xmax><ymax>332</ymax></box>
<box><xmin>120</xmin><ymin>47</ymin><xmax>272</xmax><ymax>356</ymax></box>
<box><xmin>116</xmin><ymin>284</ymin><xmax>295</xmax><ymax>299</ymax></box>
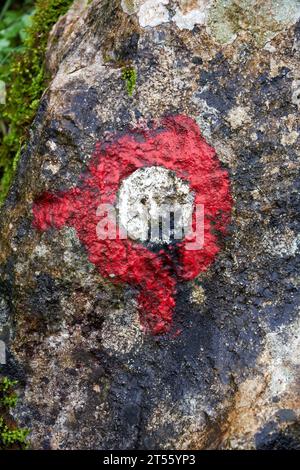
<box><xmin>0</xmin><ymin>1</ymin><xmax>35</xmax><ymax>77</ymax></box>
<box><xmin>0</xmin><ymin>1</ymin><xmax>35</xmax><ymax>200</ymax></box>
<box><xmin>0</xmin><ymin>0</ymin><xmax>72</xmax><ymax>203</ymax></box>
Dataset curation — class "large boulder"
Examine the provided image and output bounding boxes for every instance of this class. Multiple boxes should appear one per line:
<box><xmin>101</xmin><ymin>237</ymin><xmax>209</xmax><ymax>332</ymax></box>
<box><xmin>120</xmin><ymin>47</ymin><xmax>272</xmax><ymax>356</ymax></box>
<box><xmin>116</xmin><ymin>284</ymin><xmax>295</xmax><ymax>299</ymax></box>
<box><xmin>0</xmin><ymin>0</ymin><xmax>300</xmax><ymax>449</ymax></box>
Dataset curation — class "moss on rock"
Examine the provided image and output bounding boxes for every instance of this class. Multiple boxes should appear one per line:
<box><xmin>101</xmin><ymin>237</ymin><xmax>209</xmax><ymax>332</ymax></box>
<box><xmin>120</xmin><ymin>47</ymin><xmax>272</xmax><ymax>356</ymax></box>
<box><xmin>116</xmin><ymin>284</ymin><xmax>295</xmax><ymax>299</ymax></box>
<box><xmin>0</xmin><ymin>0</ymin><xmax>74</xmax><ymax>203</ymax></box>
<box><xmin>122</xmin><ymin>65</ymin><xmax>137</xmax><ymax>96</ymax></box>
<box><xmin>0</xmin><ymin>376</ymin><xmax>30</xmax><ymax>450</ymax></box>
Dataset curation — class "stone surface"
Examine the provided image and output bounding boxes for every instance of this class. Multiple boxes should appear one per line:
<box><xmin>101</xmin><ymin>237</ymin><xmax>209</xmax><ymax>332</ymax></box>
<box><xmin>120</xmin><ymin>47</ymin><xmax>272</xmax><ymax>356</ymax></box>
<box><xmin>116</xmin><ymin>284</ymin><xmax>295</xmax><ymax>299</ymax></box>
<box><xmin>118</xmin><ymin>166</ymin><xmax>194</xmax><ymax>243</ymax></box>
<box><xmin>0</xmin><ymin>0</ymin><xmax>300</xmax><ymax>450</ymax></box>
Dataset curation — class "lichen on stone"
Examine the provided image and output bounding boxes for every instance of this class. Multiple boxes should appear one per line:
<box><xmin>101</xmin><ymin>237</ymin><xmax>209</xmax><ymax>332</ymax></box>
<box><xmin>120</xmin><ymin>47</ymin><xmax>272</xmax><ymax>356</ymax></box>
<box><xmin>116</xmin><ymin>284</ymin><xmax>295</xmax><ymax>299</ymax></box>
<box><xmin>208</xmin><ymin>0</ymin><xmax>300</xmax><ymax>45</ymax></box>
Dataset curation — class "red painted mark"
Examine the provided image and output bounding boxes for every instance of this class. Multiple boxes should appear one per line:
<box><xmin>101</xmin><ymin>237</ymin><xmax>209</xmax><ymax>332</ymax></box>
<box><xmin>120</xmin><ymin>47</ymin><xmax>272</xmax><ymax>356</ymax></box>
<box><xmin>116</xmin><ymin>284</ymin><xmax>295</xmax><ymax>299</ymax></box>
<box><xmin>33</xmin><ymin>115</ymin><xmax>232</xmax><ymax>335</ymax></box>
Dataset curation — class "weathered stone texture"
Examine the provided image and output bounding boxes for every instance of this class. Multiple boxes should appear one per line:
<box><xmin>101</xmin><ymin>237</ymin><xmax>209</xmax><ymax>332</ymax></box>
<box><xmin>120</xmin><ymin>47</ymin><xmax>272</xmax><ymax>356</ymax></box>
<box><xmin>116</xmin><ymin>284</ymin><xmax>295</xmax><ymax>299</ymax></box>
<box><xmin>0</xmin><ymin>0</ymin><xmax>300</xmax><ymax>449</ymax></box>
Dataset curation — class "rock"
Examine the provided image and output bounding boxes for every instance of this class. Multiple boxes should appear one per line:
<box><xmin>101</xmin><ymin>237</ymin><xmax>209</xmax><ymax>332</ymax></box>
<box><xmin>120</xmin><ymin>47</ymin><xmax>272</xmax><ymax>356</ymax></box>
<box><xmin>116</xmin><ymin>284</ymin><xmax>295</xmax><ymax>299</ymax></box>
<box><xmin>0</xmin><ymin>0</ymin><xmax>300</xmax><ymax>450</ymax></box>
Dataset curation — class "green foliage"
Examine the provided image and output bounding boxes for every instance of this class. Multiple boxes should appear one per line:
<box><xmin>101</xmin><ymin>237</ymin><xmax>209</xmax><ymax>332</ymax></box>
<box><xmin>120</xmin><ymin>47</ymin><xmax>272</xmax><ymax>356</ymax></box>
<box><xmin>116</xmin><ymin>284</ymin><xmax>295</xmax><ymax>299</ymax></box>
<box><xmin>0</xmin><ymin>0</ymin><xmax>74</xmax><ymax>203</ymax></box>
<box><xmin>2</xmin><ymin>392</ymin><xmax>18</xmax><ymax>408</ymax></box>
<box><xmin>0</xmin><ymin>376</ymin><xmax>18</xmax><ymax>393</ymax></box>
<box><xmin>0</xmin><ymin>376</ymin><xmax>30</xmax><ymax>449</ymax></box>
<box><xmin>0</xmin><ymin>416</ymin><xmax>29</xmax><ymax>448</ymax></box>
<box><xmin>0</xmin><ymin>376</ymin><xmax>18</xmax><ymax>409</ymax></box>
<box><xmin>0</xmin><ymin>1</ymin><xmax>34</xmax><ymax>75</ymax></box>
<box><xmin>122</xmin><ymin>65</ymin><xmax>137</xmax><ymax>97</ymax></box>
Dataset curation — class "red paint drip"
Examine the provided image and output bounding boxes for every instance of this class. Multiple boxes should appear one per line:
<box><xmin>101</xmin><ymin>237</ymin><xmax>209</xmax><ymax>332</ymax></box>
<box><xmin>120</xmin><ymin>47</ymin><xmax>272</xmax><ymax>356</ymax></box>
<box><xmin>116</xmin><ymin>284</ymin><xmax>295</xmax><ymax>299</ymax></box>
<box><xmin>33</xmin><ymin>115</ymin><xmax>233</xmax><ymax>335</ymax></box>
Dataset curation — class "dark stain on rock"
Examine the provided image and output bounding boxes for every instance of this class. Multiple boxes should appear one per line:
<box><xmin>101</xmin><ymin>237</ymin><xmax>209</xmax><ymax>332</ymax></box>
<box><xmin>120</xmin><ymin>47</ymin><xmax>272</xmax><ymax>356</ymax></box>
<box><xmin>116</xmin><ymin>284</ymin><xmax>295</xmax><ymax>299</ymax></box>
<box><xmin>256</xmin><ymin>421</ymin><xmax>300</xmax><ymax>450</ymax></box>
<box><xmin>117</xmin><ymin>32</ymin><xmax>140</xmax><ymax>60</ymax></box>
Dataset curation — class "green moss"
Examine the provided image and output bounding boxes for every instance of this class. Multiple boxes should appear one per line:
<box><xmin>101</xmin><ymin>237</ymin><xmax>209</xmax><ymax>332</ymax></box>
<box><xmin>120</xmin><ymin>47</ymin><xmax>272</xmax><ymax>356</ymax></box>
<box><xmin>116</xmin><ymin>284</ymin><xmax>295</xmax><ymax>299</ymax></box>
<box><xmin>0</xmin><ymin>0</ymin><xmax>74</xmax><ymax>203</ymax></box>
<box><xmin>0</xmin><ymin>376</ymin><xmax>30</xmax><ymax>449</ymax></box>
<box><xmin>121</xmin><ymin>65</ymin><xmax>137</xmax><ymax>97</ymax></box>
<box><xmin>0</xmin><ymin>419</ymin><xmax>29</xmax><ymax>449</ymax></box>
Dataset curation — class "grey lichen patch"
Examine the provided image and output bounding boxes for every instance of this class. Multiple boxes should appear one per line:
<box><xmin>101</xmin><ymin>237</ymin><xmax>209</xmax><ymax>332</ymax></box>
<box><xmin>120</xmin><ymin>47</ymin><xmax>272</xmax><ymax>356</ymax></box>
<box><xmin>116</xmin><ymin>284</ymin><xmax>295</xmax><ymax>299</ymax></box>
<box><xmin>100</xmin><ymin>303</ymin><xmax>144</xmax><ymax>354</ymax></box>
<box><xmin>280</xmin><ymin>130</ymin><xmax>299</xmax><ymax>146</ymax></box>
<box><xmin>172</xmin><ymin>0</ymin><xmax>213</xmax><ymax>31</ymax></box>
<box><xmin>226</xmin><ymin>105</ymin><xmax>252</xmax><ymax>130</ymax></box>
<box><xmin>273</xmin><ymin>0</ymin><xmax>300</xmax><ymax>24</ymax></box>
<box><xmin>121</xmin><ymin>0</ymin><xmax>300</xmax><ymax>41</ymax></box>
<box><xmin>208</xmin><ymin>0</ymin><xmax>300</xmax><ymax>46</ymax></box>
<box><xmin>192</xmin><ymin>95</ymin><xmax>220</xmax><ymax>140</ymax></box>
<box><xmin>262</xmin><ymin>228</ymin><xmax>300</xmax><ymax>258</ymax></box>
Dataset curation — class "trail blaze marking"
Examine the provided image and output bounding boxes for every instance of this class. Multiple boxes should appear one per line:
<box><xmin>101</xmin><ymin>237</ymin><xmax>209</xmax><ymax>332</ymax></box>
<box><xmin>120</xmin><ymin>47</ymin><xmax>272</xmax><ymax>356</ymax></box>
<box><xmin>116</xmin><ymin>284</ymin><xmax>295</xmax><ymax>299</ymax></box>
<box><xmin>33</xmin><ymin>115</ymin><xmax>232</xmax><ymax>335</ymax></box>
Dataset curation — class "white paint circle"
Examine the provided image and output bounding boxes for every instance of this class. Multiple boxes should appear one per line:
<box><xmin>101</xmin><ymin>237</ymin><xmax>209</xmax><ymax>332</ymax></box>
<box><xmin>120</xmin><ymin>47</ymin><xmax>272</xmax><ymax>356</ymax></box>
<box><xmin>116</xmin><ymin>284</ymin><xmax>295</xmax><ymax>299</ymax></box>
<box><xmin>117</xmin><ymin>166</ymin><xmax>194</xmax><ymax>244</ymax></box>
